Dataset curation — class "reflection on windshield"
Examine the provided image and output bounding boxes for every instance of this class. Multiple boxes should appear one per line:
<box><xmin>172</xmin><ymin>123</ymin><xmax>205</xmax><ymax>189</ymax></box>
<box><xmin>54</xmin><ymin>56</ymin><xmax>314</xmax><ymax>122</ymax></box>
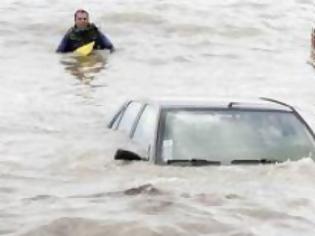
<box><xmin>161</xmin><ymin>110</ymin><xmax>315</xmax><ymax>163</ymax></box>
<box><xmin>59</xmin><ymin>51</ymin><xmax>108</xmax><ymax>84</ymax></box>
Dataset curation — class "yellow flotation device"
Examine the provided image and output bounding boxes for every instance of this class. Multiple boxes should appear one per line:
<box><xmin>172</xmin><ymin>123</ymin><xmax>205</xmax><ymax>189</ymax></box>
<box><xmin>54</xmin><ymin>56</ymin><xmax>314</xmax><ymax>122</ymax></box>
<box><xmin>74</xmin><ymin>41</ymin><xmax>95</xmax><ymax>56</ymax></box>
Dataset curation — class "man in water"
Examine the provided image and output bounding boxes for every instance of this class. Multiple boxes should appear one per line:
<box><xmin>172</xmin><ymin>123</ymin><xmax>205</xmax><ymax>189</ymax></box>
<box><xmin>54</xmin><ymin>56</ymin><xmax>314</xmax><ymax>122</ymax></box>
<box><xmin>56</xmin><ymin>9</ymin><xmax>114</xmax><ymax>53</ymax></box>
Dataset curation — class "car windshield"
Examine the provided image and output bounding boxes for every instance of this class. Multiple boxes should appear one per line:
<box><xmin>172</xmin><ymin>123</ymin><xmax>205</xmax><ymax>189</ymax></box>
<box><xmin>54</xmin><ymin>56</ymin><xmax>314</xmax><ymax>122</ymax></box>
<box><xmin>160</xmin><ymin>109</ymin><xmax>315</xmax><ymax>164</ymax></box>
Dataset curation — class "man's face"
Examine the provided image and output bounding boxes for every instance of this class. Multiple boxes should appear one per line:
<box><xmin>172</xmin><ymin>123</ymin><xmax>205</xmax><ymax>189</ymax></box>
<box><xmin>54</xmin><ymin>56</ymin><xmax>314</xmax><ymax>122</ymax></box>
<box><xmin>75</xmin><ymin>12</ymin><xmax>89</xmax><ymax>29</ymax></box>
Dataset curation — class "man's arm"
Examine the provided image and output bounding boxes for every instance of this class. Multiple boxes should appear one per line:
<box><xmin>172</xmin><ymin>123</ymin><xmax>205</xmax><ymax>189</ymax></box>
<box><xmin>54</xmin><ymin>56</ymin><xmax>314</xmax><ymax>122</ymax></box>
<box><xmin>97</xmin><ymin>31</ymin><xmax>115</xmax><ymax>53</ymax></box>
<box><xmin>56</xmin><ymin>34</ymin><xmax>70</xmax><ymax>53</ymax></box>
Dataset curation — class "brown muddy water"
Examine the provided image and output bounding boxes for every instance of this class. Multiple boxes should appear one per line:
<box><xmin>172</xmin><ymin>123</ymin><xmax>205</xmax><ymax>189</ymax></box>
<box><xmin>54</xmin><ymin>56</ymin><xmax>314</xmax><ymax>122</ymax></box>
<box><xmin>1</xmin><ymin>0</ymin><xmax>315</xmax><ymax>235</ymax></box>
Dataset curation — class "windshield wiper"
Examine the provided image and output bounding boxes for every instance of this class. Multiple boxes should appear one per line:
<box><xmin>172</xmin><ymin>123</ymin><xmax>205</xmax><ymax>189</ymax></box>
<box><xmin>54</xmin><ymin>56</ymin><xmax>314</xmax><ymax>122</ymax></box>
<box><xmin>231</xmin><ymin>159</ymin><xmax>281</xmax><ymax>165</ymax></box>
<box><xmin>166</xmin><ymin>159</ymin><xmax>221</xmax><ymax>166</ymax></box>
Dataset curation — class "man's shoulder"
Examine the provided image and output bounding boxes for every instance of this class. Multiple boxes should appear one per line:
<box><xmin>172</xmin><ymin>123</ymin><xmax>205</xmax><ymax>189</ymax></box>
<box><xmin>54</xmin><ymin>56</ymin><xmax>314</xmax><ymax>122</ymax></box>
<box><xmin>89</xmin><ymin>23</ymin><xmax>98</xmax><ymax>29</ymax></box>
<box><xmin>66</xmin><ymin>26</ymin><xmax>76</xmax><ymax>34</ymax></box>
<box><xmin>60</xmin><ymin>27</ymin><xmax>76</xmax><ymax>39</ymax></box>
<box><xmin>88</xmin><ymin>23</ymin><xmax>101</xmax><ymax>33</ymax></box>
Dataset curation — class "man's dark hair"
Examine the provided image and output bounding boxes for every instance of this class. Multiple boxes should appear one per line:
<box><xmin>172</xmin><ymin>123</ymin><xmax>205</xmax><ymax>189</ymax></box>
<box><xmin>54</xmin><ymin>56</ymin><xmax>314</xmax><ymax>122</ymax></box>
<box><xmin>74</xmin><ymin>9</ymin><xmax>89</xmax><ymax>20</ymax></box>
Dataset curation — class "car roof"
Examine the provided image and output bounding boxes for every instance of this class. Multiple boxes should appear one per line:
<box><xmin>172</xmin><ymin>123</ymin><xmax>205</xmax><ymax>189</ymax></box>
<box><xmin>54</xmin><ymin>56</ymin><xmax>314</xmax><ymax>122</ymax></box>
<box><xmin>131</xmin><ymin>97</ymin><xmax>293</xmax><ymax>112</ymax></box>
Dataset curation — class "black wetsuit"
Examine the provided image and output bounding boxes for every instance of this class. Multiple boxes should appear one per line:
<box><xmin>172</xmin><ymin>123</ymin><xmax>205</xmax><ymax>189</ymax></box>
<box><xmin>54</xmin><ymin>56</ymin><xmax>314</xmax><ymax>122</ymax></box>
<box><xmin>56</xmin><ymin>23</ymin><xmax>114</xmax><ymax>53</ymax></box>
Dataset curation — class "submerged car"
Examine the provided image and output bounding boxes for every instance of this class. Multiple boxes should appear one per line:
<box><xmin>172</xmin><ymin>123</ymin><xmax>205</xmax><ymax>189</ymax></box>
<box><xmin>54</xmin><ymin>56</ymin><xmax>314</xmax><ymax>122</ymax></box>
<box><xmin>107</xmin><ymin>97</ymin><xmax>315</xmax><ymax>166</ymax></box>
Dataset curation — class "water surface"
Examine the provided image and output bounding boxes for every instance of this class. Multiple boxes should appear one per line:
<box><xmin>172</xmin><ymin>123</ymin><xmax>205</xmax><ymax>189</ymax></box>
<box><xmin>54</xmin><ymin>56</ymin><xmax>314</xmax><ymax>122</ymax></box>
<box><xmin>1</xmin><ymin>0</ymin><xmax>315</xmax><ymax>235</ymax></box>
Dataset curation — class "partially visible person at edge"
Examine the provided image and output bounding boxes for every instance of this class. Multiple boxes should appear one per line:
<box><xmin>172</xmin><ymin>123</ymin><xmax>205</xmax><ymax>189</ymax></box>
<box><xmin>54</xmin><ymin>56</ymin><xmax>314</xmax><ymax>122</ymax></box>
<box><xmin>56</xmin><ymin>9</ymin><xmax>114</xmax><ymax>53</ymax></box>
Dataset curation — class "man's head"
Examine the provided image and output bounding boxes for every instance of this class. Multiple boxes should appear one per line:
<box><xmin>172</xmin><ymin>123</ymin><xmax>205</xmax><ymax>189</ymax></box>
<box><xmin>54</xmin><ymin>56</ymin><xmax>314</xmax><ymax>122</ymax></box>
<box><xmin>74</xmin><ymin>9</ymin><xmax>89</xmax><ymax>29</ymax></box>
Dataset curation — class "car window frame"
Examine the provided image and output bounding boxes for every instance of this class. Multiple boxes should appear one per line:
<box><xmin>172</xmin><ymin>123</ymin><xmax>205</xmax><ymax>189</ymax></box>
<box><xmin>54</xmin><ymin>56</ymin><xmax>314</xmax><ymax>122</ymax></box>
<box><xmin>114</xmin><ymin>101</ymin><xmax>145</xmax><ymax>136</ymax></box>
<box><xmin>131</xmin><ymin>104</ymin><xmax>158</xmax><ymax>148</ymax></box>
<box><xmin>107</xmin><ymin>102</ymin><xmax>129</xmax><ymax>129</ymax></box>
<box><xmin>290</xmin><ymin>108</ymin><xmax>315</xmax><ymax>140</ymax></box>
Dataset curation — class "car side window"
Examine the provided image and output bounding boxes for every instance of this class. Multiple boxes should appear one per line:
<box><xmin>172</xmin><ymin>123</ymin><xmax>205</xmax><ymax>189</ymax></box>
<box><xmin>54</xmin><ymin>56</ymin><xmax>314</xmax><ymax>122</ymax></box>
<box><xmin>118</xmin><ymin>102</ymin><xmax>143</xmax><ymax>134</ymax></box>
<box><xmin>132</xmin><ymin>105</ymin><xmax>157</xmax><ymax>146</ymax></box>
<box><xmin>111</xmin><ymin>110</ymin><xmax>123</xmax><ymax>129</ymax></box>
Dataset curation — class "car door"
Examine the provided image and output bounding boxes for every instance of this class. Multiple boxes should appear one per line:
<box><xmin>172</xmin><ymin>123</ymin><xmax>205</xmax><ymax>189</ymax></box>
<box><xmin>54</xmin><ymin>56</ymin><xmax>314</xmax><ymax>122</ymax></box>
<box><xmin>131</xmin><ymin>105</ymin><xmax>158</xmax><ymax>160</ymax></box>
